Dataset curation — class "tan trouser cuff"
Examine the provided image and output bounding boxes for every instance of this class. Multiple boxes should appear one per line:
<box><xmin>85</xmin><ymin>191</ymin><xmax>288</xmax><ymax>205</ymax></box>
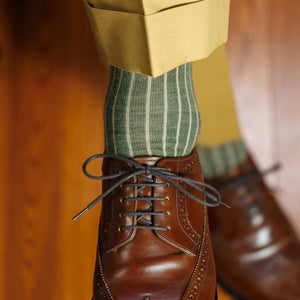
<box><xmin>85</xmin><ymin>0</ymin><xmax>230</xmax><ymax>77</ymax></box>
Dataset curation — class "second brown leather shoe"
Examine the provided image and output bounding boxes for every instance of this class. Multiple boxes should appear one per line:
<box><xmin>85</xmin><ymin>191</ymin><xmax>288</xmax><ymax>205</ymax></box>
<box><xmin>76</xmin><ymin>149</ymin><xmax>221</xmax><ymax>300</ymax></box>
<box><xmin>208</xmin><ymin>155</ymin><xmax>300</xmax><ymax>300</ymax></box>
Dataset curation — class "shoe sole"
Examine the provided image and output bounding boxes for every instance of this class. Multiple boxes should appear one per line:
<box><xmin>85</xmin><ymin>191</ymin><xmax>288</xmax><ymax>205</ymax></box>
<box><xmin>91</xmin><ymin>288</ymin><xmax>218</xmax><ymax>300</ymax></box>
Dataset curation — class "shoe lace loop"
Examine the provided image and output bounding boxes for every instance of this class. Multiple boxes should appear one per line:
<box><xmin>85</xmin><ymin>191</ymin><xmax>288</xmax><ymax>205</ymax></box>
<box><xmin>72</xmin><ymin>153</ymin><xmax>229</xmax><ymax>222</ymax></box>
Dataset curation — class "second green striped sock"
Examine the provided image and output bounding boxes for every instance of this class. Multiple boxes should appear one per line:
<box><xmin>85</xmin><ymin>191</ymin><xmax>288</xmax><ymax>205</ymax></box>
<box><xmin>197</xmin><ymin>141</ymin><xmax>248</xmax><ymax>179</ymax></box>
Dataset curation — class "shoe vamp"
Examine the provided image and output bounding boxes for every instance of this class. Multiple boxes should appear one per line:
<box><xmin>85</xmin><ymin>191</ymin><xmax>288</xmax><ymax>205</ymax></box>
<box><xmin>101</xmin><ymin>229</ymin><xmax>196</xmax><ymax>299</ymax></box>
<box><xmin>104</xmin><ymin>280</ymin><xmax>187</xmax><ymax>300</ymax></box>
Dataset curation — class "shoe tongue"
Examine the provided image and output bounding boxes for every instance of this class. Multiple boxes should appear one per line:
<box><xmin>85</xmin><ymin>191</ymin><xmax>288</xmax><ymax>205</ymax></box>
<box><xmin>133</xmin><ymin>156</ymin><xmax>162</xmax><ymax>166</ymax></box>
<box><xmin>133</xmin><ymin>149</ymin><xmax>199</xmax><ymax>174</ymax></box>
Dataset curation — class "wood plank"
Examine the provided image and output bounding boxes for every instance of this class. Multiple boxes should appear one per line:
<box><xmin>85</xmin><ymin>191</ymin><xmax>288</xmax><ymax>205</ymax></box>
<box><xmin>0</xmin><ymin>1</ymin><xmax>14</xmax><ymax>295</ymax></box>
<box><xmin>227</xmin><ymin>0</ymin><xmax>276</xmax><ymax>171</ymax></box>
<box><xmin>1</xmin><ymin>1</ymin><xmax>108</xmax><ymax>299</ymax></box>
<box><xmin>227</xmin><ymin>0</ymin><xmax>300</xmax><ymax>236</ymax></box>
<box><xmin>270</xmin><ymin>0</ymin><xmax>300</xmax><ymax>235</ymax></box>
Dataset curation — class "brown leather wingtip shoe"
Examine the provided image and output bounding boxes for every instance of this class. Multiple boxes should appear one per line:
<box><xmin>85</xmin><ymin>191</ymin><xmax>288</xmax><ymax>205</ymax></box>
<box><xmin>78</xmin><ymin>149</ymin><xmax>220</xmax><ymax>300</ymax></box>
<box><xmin>207</xmin><ymin>155</ymin><xmax>300</xmax><ymax>300</ymax></box>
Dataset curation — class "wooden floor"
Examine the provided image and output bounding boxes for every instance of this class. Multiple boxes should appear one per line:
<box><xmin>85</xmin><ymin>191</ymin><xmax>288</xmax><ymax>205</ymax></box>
<box><xmin>1</xmin><ymin>1</ymin><xmax>299</xmax><ymax>299</ymax></box>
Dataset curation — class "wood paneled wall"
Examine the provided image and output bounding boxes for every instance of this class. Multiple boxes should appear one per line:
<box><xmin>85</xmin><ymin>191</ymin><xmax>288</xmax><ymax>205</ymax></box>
<box><xmin>1</xmin><ymin>1</ymin><xmax>299</xmax><ymax>299</ymax></box>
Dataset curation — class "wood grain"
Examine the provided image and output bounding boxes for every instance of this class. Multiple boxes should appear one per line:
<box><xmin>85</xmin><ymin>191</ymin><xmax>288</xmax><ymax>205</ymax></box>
<box><xmin>1</xmin><ymin>1</ymin><xmax>109</xmax><ymax>299</ymax></box>
<box><xmin>0</xmin><ymin>0</ymin><xmax>13</xmax><ymax>293</ymax></box>
<box><xmin>0</xmin><ymin>1</ymin><xmax>299</xmax><ymax>299</ymax></box>
<box><xmin>227</xmin><ymin>0</ymin><xmax>300</xmax><ymax>236</ymax></box>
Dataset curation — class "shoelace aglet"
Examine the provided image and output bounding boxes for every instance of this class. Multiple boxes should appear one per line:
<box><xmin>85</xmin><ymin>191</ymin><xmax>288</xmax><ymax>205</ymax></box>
<box><xmin>72</xmin><ymin>207</ymin><xmax>89</xmax><ymax>221</ymax></box>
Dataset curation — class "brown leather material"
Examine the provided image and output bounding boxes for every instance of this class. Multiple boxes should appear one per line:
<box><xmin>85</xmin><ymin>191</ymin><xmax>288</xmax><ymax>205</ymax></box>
<box><xmin>208</xmin><ymin>155</ymin><xmax>300</xmax><ymax>300</ymax></box>
<box><xmin>93</xmin><ymin>149</ymin><xmax>217</xmax><ymax>300</ymax></box>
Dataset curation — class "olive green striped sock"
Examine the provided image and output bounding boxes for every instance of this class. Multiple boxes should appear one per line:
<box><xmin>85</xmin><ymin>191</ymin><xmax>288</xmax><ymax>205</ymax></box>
<box><xmin>104</xmin><ymin>64</ymin><xmax>200</xmax><ymax>158</ymax></box>
<box><xmin>197</xmin><ymin>141</ymin><xmax>247</xmax><ymax>179</ymax></box>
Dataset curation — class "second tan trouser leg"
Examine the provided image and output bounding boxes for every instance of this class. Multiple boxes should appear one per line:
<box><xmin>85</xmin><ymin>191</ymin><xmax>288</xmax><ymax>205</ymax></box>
<box><xmin>193</xmin><ymin>46</ymin><xmax>242</xmax><ymax>147</ymax></box>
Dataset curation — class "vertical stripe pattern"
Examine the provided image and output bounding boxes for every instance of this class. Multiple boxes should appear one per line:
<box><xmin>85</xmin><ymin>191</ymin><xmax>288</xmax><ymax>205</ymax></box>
<box><xmin>174</xmin><ymin>67</ymin><xmax>182</xmax><ymax>157</ymax></box>
<box><xmin>145</xmin><ymin>77</ymin><xmax>152</xmax><ymax>155</ymax></box>
<box><xmin>189</xmin><ymin>63</ymin><xmax>200</xmax><ymax>151</ymax></box>
<box><xmin>104</xmin><ymin>67</ymin><xmax>116</xmax><ymax>151</ymax></box>
<box><xmin>105</xmin><ymin>64</ymin><xmax>200</xmax><ymax>158</ymax></box>
<box><xmin>163</xmin><ymin>73</ymin><xmax>168</xmax><ymax>157</ymax></box>
<box><xmin>125</xmin><ymin>73</ymin><xmax>135</xmax><ymax>157</ymax></box>
<box><xmin>183</xmin><ymin>64</ymin><xmax>192</xmax><ymax>155</ymax></box>
<box><xmin>112</xmin><ymin>69</ymin><xmax>123</xmax><ymax>154</ymax></box>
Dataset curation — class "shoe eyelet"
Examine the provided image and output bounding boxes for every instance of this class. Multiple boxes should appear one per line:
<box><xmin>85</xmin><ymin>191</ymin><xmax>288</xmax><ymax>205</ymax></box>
<box><xmin>165</xmin><ymin>196</ymin><xmax>169</xmax><ymax>201</ymax></box>
<box><xmin>166</xmin><ymin>211</ymin><xmax>171</xmax><ymax>216</ymax></box>
<box><xmin>167</xmin><ymin>226</ymin><xmax>171</xmax><ymax>231</ymax></box>
<box><xmin>119</xmin><ymin>213</ymin><xmax>123</xmax><ymax>218</ymax></box>
<box><xmin>120</xmin><ymin>199</ymin><xmax>123</xmax><ymax>203</ymax></box>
